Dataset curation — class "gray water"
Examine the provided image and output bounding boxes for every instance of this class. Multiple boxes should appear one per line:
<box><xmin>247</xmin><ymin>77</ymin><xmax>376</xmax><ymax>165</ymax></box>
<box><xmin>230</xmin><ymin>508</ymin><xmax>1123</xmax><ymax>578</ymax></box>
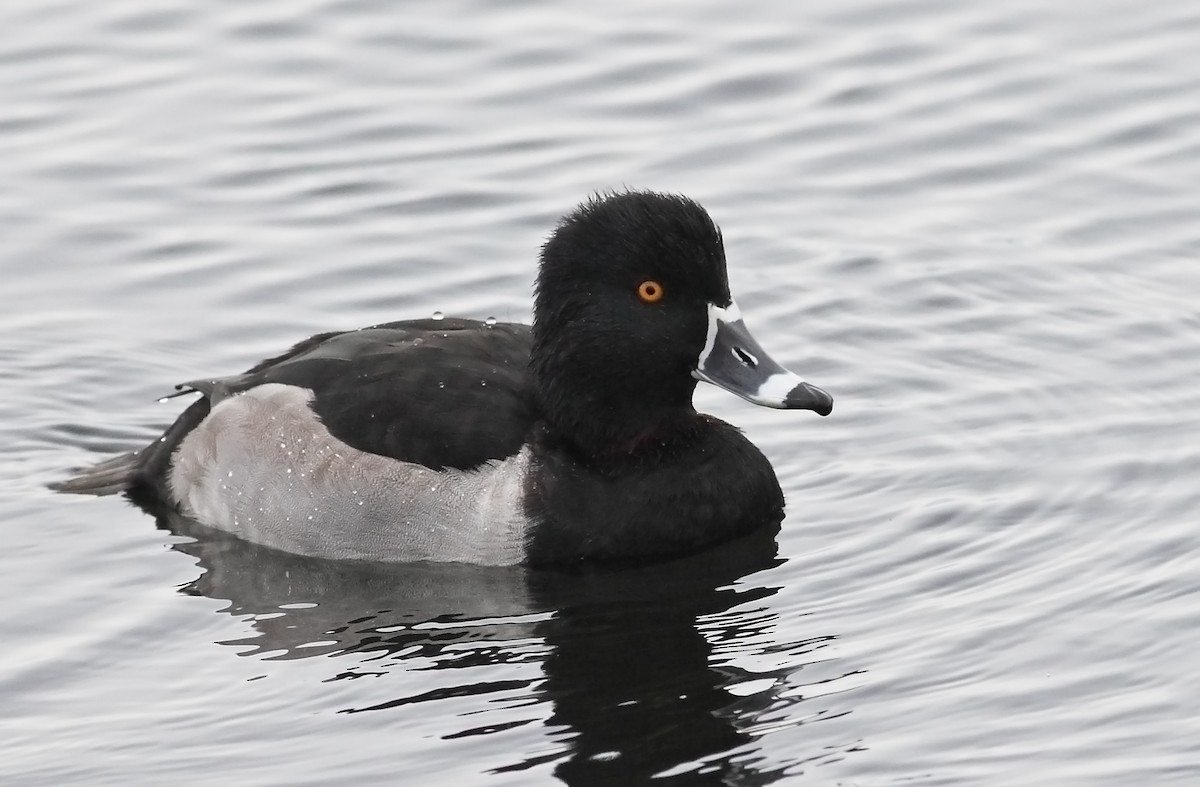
<box><xmin>4</xmin><ymin>1</ymin><xmax>1199</xmax><ymax>784</ymax></box>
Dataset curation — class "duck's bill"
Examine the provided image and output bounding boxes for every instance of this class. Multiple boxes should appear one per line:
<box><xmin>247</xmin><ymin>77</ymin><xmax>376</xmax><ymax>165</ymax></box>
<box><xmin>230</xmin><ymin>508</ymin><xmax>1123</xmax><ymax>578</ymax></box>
<box><xmin>692</xmin><ymin>301</ymin><xmax>833</xmax><ymax>415</ymax></box>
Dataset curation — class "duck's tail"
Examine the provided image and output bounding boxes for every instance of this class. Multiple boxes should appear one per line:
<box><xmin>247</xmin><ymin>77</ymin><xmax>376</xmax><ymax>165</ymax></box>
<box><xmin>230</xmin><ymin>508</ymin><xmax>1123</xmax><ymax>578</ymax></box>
<box><xmin>51</xmin><ymin>396</ymin><xmax>211</xmax><ymax>500</ymax></box>
<box><xmin>50</xmin><ymin>451</ymin><xmax>141</xmax><ymax>496</ymax></box>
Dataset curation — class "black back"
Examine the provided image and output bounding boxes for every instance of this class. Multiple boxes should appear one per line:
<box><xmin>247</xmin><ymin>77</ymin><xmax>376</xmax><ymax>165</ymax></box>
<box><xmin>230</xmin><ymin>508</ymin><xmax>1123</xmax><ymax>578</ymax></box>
<box><xmin>134</xmin><ymin>319</ymin><xmax>534</xmax><ymax>485</ymax></box>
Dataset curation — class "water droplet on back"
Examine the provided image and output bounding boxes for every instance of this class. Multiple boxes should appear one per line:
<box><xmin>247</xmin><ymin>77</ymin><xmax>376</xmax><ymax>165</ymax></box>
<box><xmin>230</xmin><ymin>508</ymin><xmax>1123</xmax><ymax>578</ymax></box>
<box><xmin>484</xmin><ymin>316</ymin><xmax>497</xmax><ymax>327</ymax></box>
<box><xmin>431</xmin><ymin>310</ymin><xmax>444</xmax><ymax>321</ymax></box>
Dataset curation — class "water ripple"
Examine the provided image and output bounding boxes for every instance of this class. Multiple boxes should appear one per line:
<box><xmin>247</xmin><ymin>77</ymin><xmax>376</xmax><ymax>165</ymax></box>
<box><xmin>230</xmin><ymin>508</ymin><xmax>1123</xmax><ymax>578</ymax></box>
<box><xmin>4</xmin><ymin>0</ymin><xmax>1200</xmax><ymax>784</ymax></box>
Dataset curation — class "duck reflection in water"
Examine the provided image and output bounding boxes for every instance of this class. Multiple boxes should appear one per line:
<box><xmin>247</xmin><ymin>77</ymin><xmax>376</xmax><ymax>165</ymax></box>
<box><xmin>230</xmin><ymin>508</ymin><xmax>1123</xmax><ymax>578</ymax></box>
<box><xmin>162</xmin><ymin>510</ymin><xmax>858</xmax><ymax>783</ymax></box>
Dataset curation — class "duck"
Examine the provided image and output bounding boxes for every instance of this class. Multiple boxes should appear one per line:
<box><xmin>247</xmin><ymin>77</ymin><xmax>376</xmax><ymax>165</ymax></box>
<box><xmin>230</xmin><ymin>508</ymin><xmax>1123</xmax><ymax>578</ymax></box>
<box><xmin>56</xmin><ymin>190</ymin><xmax>833</xmax><ymax>565</ymax></box>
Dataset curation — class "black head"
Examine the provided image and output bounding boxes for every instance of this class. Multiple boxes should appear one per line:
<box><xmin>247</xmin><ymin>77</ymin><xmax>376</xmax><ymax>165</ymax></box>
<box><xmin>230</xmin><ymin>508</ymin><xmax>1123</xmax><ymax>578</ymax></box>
<box><xmin>531</xmin><ymin>192</ymin><xmax>732</xmax><ymax>453</ymax></box>
<box><xmin>531</xmin><ymin>190</ymin><xmax>832</xmax><ymax>459</ymax></box>
<box><xmin>537</xmin><ymin>191</ymin><xmax>732</xmax><ymax>312</ymax></box>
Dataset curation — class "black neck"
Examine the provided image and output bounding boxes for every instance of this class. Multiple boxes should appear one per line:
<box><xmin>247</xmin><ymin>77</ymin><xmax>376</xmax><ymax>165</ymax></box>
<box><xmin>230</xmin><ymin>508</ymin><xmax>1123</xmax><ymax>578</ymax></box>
<box><xmin>530</xmin><ymin>347</ymin><xmax>699</xmax><ymax>462</ymax></box>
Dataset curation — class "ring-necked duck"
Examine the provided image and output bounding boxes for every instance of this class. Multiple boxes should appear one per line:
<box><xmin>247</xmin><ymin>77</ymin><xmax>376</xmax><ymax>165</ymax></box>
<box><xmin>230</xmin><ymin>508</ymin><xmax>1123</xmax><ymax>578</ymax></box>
<box><xmin>56</xmin><ymin>191</ymin><xmax>832</xmax><ymax>565</ymax></box>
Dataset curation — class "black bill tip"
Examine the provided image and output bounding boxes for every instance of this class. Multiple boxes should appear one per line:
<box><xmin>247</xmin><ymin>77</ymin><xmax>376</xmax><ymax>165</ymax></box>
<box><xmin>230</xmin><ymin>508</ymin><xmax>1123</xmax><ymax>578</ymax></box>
<box><xmin>784</xmin><ymin>382</ymin><xmax>834</xmax><ymax>416</ymax></box>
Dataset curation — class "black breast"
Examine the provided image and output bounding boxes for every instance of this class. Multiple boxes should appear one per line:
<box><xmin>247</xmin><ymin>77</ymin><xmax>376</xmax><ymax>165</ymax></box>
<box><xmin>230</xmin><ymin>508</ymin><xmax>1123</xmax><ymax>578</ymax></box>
<box><xmin>522</xmin><ymin>416</ymin><xmax>785</xmax><ymax>564</ymax></box>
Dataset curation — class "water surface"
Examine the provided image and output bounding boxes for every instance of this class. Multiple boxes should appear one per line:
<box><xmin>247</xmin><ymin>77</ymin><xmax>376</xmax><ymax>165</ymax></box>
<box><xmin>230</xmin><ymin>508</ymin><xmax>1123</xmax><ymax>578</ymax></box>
<box><xmin>4</xmin><ymin>1</ymin><xmax>1200</xmax><ymax>784</ymax></box>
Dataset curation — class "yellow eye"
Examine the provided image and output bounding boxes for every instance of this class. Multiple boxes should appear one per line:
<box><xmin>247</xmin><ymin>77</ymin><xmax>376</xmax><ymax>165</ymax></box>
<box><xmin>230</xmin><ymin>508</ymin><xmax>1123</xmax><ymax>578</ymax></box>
<box><xmin>637</xmin><ymin>280</ymin><xmax>665</xmax><ymax>303</ymax></box>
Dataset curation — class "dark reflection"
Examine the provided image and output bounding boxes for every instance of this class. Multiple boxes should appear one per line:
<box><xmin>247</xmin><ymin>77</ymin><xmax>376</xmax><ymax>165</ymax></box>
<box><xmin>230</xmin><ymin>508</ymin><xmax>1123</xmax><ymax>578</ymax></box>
<box><xmin>162</xmin><ymin>511</ymin><xmax>844</xmax><ymax>784</ymax></box>
<box><xmin>524</xmin><ymin>536</ymin><xmax>785</xmax><ymax>786</ymax></box>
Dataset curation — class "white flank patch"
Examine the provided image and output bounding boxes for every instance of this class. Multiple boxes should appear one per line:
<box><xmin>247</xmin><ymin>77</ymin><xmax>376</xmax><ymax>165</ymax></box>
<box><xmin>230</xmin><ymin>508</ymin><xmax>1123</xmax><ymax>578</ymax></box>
<box><xmin>167</xmin><ymin>383</ymin><xmax>531</xmax><ymax>564</ymax></box>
